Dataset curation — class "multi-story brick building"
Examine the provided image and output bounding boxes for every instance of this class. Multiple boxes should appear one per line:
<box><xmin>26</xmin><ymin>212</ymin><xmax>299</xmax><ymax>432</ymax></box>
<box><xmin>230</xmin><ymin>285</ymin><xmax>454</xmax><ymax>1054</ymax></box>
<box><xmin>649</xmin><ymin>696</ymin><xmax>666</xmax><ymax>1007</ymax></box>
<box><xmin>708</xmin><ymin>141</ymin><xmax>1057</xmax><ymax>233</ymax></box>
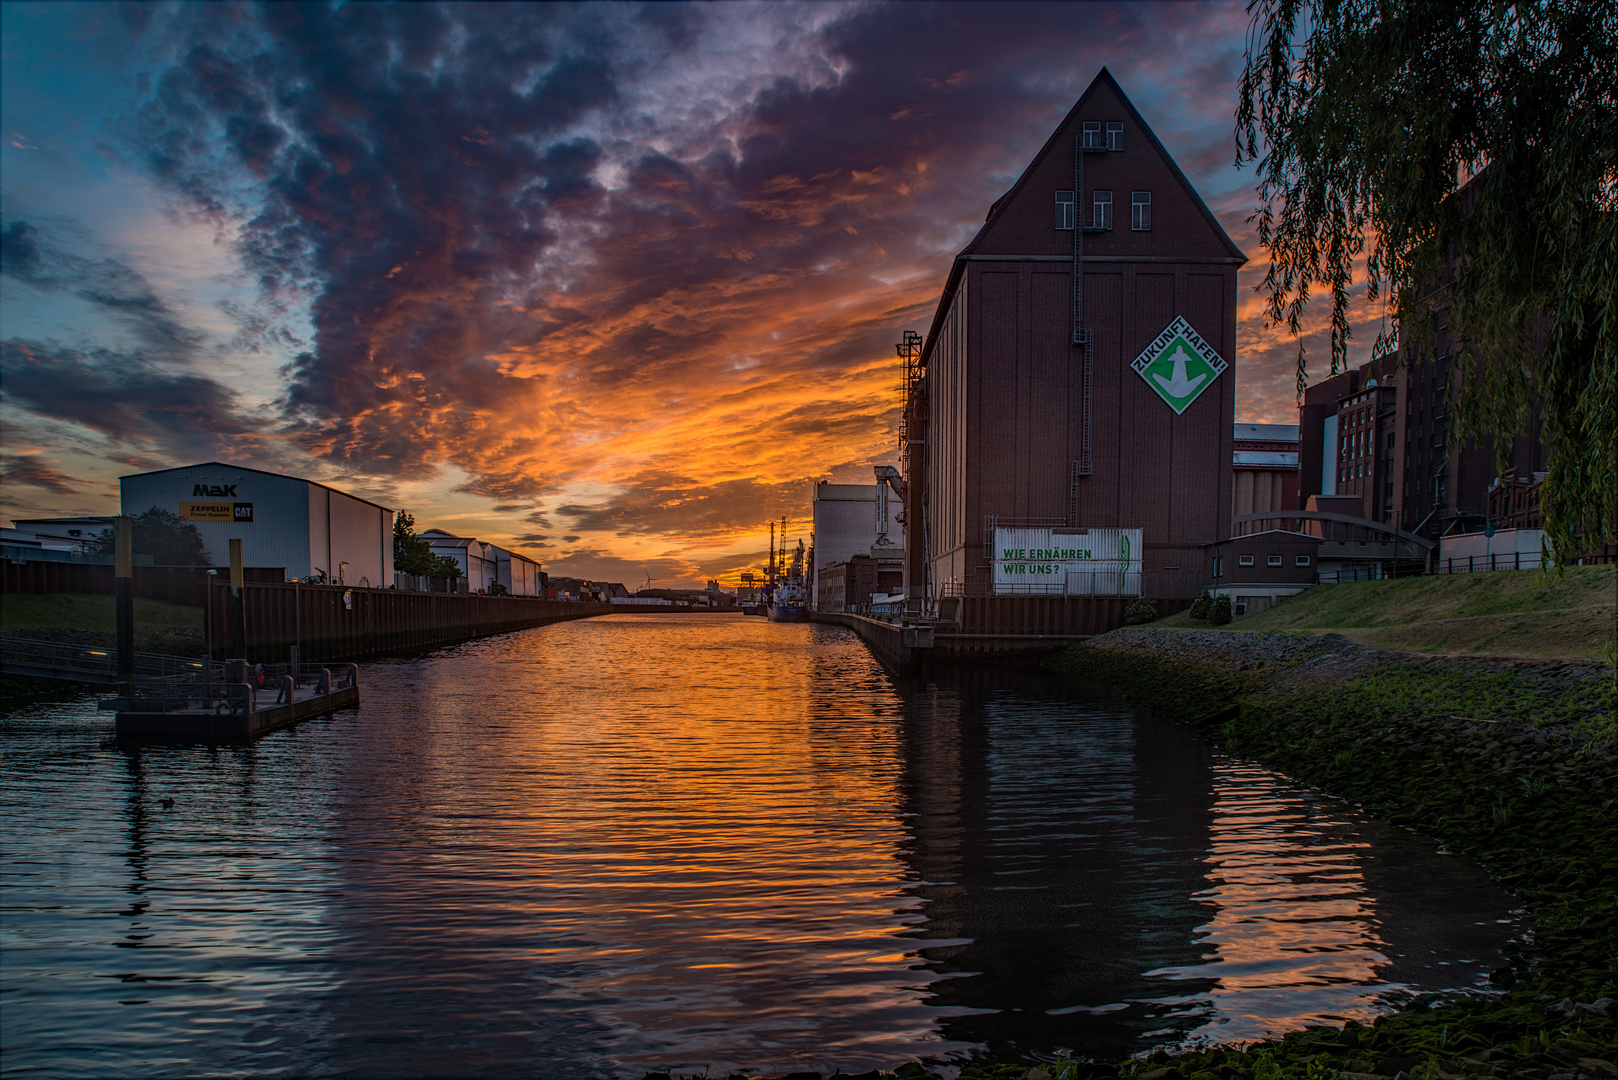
<box><xmin>1298</xmin><ymin>347</ymin><xmax>1547</xmax><ymax>540</ymax></box>
<box><xmin>901</xmin><ymin>69</ymin><xmax>1244</xmax><ymax>627</ymax></box>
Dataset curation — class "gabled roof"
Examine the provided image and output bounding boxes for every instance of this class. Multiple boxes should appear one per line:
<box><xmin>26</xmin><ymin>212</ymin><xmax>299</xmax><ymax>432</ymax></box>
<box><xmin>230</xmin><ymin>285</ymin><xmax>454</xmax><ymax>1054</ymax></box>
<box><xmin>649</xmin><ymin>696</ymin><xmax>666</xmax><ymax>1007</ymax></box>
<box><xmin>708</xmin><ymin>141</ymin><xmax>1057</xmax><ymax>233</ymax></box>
<box><xmin>919</xmin><ymin>67</ymin><xmax>1246</xmax><ymax>366</ymax></box>
<box><xmin>1235</xmin><ymin>423</ymin><xmax>1300</xmax><ymax>442</ymax></box>
<box><xmin>120</xmin><ymin>461</ymin><xmax>393</xmax><ymax>514</ymax></box>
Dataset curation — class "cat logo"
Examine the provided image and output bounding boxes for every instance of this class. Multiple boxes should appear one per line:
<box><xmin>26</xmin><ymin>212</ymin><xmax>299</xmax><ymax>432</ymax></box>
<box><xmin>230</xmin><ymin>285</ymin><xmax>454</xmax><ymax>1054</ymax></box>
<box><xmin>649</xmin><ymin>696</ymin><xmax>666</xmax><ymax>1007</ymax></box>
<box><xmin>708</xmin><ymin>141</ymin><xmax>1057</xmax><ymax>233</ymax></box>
<box><xmin>179</xmin><ymin>501</ymin><xmax>254</xmax><ymax>523</ymax></box>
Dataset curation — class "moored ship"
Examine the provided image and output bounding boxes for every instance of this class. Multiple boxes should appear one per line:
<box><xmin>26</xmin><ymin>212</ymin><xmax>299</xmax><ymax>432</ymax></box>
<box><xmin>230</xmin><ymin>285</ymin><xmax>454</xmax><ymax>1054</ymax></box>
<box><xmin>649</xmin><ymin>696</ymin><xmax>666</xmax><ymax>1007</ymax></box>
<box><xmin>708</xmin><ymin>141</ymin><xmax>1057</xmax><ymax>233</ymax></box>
<box><xmin>766</xmin><ymin>580</ymin><xmax>806</xmax><ymax>622</ymax></box>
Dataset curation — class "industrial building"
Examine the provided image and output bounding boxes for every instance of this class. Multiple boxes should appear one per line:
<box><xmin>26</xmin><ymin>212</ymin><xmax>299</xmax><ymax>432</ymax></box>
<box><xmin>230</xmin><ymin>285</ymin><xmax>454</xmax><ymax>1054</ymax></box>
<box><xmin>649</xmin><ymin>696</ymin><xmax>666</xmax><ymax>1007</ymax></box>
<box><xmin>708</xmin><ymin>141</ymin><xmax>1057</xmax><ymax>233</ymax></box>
<box><xmin>421</xmin><ymin>530</ymin><xmax>497</xmax><ymax>592</ymax></box>
<box><xmin>6</xmin><ymin>516</ymin><xmax>116</xmax><ymax>553</ymax></box>
<box><xmin>1232</xmin><ymin>423</ymin><xmax>1299</xmax><ymax>516</ymax></box>
<box><xmin>494</xmin><ymin>546</ymin><xmax>545</xmax><ymax>597</ymax></box>
<box><xmin>901</xmin><ymin>68</ymin><xmax>1243</xmax><ymax>622</ymax></box>
<box><xmin>1296</xmin><ymin>353</ymin><xmax>1550</xmax><ymax>541</ymax></box>
<box><xmin>810</xmin><ymin>479</ymin><xmax>903</xmax><ymax>608</ymax></box>
<box><xmin>419</xmin><ymin>529</ymin><xmax>546</xmax><ymax>596</ymax></box>
<box><xmin>120</xmin><ymin>462</ymin><xmax>392</xmax><ymax>584</ymax></box>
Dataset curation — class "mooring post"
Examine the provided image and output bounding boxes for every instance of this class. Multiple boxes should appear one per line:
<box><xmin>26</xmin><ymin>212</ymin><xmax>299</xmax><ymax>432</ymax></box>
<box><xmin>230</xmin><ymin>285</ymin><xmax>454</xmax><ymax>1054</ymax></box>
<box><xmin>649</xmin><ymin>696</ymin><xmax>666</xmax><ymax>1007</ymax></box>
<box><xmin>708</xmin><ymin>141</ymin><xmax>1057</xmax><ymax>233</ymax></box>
<box><xmin>115</xmin><ymin>516</ymin><xmax>134</xmax><ymax>692</ymax></box>
<box><xmin>229</xmin><ymin>538</ymin><xmax>247</xmax><ymax>660</ymax></box>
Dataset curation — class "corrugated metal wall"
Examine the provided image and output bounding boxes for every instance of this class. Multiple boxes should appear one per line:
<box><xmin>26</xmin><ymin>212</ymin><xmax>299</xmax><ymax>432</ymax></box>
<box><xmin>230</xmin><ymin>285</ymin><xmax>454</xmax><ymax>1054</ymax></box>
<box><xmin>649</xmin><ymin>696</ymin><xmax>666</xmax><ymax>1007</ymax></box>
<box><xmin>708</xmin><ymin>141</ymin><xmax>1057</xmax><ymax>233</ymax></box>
<box><xmin>209</xmin><ymin>581</ymin><xmax>611</xmax><ymax>663</ymax></box>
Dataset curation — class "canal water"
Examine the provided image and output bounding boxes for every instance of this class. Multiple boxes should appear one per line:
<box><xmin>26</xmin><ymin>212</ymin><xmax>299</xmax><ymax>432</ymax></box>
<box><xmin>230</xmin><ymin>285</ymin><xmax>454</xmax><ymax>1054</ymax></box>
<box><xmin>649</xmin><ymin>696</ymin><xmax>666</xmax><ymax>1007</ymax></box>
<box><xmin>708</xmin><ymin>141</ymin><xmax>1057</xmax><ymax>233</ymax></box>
<box><xmin>1</xmin><ymin>615</ymin><xmax>1519</xmax><ymax>1077</ymax></box>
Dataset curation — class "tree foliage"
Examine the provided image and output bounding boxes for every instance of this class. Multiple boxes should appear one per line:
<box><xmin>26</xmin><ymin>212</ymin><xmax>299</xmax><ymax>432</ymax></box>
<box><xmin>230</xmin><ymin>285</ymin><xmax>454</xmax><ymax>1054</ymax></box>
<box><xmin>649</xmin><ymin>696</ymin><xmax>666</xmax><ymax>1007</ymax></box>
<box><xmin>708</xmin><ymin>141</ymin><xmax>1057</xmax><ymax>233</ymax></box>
<box><xmin>91</xmin><ymin>506</ymin><xmax>211</xmax><ymax>566</ymax></box>
<box><xmin>393</xmin><ymin>511</ymin><xmax>463</xmax><ymax>579</ymax></box>
<box><xmin>1238</xmin><ymin>0</ymin><xmax>1617</xmax><ymax>558</ymax></box>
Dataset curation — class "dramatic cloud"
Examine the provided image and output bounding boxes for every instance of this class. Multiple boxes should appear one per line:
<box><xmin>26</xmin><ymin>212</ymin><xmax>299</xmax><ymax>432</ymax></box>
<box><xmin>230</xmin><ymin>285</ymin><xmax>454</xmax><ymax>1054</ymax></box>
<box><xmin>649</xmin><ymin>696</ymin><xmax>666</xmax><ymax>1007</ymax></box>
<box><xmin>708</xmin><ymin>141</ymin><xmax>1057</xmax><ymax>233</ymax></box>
<box><xmin>0</xmin><ymin>453</ymin><xmax>76</xmax><ymax>496</ymax></box>
<box><xmin>1</xmin><ymin>1</ymin><xmax>1374</xmax><ymax>585</ymax></box>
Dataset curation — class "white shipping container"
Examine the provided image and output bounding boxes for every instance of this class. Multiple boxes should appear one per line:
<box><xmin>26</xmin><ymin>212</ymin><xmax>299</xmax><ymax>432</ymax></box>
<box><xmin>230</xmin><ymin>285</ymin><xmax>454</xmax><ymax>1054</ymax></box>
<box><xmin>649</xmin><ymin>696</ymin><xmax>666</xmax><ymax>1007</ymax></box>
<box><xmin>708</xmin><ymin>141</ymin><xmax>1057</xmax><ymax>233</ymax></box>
<box><xmin>991</xmin><ymin>526</ymin><xmax>1143</xmax><ymax>596</ymax></box>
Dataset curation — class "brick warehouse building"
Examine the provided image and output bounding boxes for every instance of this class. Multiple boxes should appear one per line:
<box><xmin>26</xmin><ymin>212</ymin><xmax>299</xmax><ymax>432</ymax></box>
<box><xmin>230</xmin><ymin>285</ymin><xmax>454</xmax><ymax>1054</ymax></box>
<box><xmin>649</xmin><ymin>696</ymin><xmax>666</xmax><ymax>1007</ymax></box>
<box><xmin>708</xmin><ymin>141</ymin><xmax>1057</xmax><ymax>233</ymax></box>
<box><xmin>901</xmin><ymin>69</ymin><xmax>1244</xmax><ymax>631</ymax></box>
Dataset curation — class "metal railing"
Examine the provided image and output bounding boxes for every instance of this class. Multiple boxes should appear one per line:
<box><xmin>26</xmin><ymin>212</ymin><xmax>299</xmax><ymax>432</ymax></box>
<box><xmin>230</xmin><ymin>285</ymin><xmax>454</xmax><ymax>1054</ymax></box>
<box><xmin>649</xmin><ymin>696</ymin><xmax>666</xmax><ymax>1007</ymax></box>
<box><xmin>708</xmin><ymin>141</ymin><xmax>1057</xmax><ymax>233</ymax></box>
<box><xmin>0</xmin><ymin>635</ymin><xmax>217</xmax><ymax>685</ymax></box>
<box><xmin>1437</xmin><ymin>551</ymin><xmax>1548</xmax><ymax>574</ymax></box>
<box><xmin>98</xmin><ymin>660</ymin><xmax>358</xmax><ymax>716</ymax></box>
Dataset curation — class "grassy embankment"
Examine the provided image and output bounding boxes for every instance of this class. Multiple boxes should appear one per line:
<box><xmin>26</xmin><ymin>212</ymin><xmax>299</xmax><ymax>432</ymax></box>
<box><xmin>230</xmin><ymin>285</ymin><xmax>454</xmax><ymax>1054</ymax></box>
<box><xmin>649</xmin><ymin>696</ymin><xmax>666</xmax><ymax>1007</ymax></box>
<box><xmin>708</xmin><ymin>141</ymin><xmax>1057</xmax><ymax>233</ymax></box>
<box><xmin>1008</xmin><ymin>571</ymin><xmax>1617</xmax><ymax>1080</ymax></box>
<box><xmin>1153</xmin><ymin>565</ymin><xmax>1616</xmax><ymax>660</ymax></box>
<box><xmin>1</xmin><ymin>592</ymin><xmax>205</xmax><ymax>698</ymax></box>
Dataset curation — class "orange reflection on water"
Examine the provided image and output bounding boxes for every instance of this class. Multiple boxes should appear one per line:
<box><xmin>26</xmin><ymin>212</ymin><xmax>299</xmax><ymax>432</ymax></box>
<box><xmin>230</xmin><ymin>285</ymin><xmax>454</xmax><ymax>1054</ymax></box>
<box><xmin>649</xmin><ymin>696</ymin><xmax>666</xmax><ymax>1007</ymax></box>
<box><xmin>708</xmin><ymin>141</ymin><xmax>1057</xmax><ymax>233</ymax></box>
<box><xmin>1144</xmin><ymin>757</ymin><xmax>1399</xmax><ymax>1044</ymax></box>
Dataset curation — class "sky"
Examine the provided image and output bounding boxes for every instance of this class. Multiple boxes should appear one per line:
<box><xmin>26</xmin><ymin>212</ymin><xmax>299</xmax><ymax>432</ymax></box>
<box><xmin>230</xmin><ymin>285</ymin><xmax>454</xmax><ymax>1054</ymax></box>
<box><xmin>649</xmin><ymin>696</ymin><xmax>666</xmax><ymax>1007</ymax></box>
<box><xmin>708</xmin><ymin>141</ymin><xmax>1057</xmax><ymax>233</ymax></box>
<box><xmin>0</xmin><ymin>1</ymin><xmax>1377</xmax><ymax>588</ymax></box>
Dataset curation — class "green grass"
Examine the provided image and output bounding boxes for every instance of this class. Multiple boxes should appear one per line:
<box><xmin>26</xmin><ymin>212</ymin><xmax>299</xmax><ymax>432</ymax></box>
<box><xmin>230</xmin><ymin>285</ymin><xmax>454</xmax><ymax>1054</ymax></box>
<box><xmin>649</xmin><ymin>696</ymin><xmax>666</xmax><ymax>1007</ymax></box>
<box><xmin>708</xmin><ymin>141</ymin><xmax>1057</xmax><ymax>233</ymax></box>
<box><xmin>1</xmin><ymin>592</ymin><xmax>204</xmax><ymax>656</ymax></box>
<box><xmin>1156</xmin><ymin>566</ymin><xmax>1616</xmax><ymax>659</ymax></box>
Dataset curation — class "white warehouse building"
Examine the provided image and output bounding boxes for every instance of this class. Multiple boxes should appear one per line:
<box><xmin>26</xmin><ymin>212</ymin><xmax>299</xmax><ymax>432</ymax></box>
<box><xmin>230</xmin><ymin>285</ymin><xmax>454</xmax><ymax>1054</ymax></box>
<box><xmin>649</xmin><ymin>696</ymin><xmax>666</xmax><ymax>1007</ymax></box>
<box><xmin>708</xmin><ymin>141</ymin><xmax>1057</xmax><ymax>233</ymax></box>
<box><xmin>120</xmin><ymin>462</ymin><xmax>393</xmax><ymax>585</ymax></box>
<box><xmin>810</xmin><ymin>478</ymin><xmax>904</xmax><ymax>607</ymax></box>
<box><xmin>419</xmin><ymin>529</ymin><xmax>545</xmax><ymax>596</ymax></box>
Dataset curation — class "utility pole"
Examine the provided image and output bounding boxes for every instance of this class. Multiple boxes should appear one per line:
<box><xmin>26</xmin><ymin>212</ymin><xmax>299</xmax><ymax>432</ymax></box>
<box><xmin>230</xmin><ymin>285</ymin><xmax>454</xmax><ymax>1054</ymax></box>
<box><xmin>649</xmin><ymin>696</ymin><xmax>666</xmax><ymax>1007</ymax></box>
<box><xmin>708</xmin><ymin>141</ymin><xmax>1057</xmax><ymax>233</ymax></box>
<box><xmin>229</xmin><ymin>538</ymin><xmax>247</xmax><ymax>660</ymax></box>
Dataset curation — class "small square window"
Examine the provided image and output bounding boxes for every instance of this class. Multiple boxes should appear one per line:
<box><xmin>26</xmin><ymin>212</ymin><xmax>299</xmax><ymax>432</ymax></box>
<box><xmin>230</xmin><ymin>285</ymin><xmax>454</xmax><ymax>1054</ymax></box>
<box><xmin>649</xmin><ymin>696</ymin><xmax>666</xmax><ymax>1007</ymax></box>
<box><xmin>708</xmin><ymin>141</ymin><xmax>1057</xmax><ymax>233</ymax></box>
<box><xmin>1131</xmin><ymin>191</ymin><xmax>1151</xmax><ymax>231</ymax></box>
<box><xmin>1055</xmin><ymin>190</ymin><xmax>1075</xmax><ymax>230</ymax></box>
<box><xmin>1092</xmin><ymin>190</ymin><xmax>1112</xmax><ymax>230</ymax></box>
<box><xmin>1106</xmin><ymin>122</ymin><xmax>1123</xmax><ymax>151</ymax></box>
<box><xmin>1266</xmin><ymin>555</ymin><xmax>1283</xmax><ymax>567</ymax></box>
<box><xmin>1295</xmin><ymin>555</ymin><xmax>1312</xmax><ymax>567</ymax></box>
<box><xmin>1237</xmin><ymin>554</ymin><xmax>1255</xmax><ymax>567</ymax></box>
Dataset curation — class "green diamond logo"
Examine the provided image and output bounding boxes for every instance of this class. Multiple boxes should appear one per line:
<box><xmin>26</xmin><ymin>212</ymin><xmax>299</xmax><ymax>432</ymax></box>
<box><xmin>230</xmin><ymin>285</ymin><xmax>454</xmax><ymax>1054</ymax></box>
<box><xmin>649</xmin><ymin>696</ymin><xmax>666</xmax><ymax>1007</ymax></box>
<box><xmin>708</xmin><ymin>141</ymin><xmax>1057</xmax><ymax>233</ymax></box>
<box><xmin>1131</xmin><ymin>316</ymin><xmax>1227</xmax><ymax>415</ymax></box>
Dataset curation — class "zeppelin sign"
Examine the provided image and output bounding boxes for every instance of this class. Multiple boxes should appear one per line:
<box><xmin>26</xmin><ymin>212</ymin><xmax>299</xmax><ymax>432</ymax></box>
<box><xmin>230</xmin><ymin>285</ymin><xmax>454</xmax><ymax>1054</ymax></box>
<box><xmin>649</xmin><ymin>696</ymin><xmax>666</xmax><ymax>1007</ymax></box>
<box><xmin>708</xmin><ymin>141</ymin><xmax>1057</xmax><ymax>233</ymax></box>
<box><xmin>180</xmin><ymin>502</ymin><xmax>254</xmax><ymax>523</ymax></box>
<box><xmin>992</xmin><ymin>526</ymin><xmax>1142</xmax><ymax>596</ymax></box>
<box><xmin>1132</xmin><ymin>316</ymin><xmax>1226</xmax><ymax>414</ymax></box>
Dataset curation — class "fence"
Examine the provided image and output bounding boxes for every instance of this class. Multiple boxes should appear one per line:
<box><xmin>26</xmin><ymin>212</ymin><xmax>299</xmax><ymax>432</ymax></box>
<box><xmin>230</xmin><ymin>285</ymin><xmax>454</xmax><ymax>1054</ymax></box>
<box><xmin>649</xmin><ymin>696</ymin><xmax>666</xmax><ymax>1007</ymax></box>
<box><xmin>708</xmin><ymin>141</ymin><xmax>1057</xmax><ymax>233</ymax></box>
<box><xmin>1</xmin><ymin>560</ymin><xmax>283</xmax><ymax>605</ymax></box>
<box><xmin>1436</xmin><ymin>551</ymin><xmax>1549</xmax><ymax>575</ymax></box>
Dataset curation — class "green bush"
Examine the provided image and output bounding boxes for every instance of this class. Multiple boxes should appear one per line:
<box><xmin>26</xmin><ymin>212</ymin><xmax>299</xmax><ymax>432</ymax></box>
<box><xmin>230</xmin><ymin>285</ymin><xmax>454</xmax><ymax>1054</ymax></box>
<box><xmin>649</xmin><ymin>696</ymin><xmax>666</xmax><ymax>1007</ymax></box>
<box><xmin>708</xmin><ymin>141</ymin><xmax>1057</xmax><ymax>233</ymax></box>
<box><xmin>1125</xmin><ymin>596</ymin><xmax>1159</xmax><ymax>624</ymax></box>
<box><xmin>1189</xmin><ymin>589</ymin><xmax>1213</xmax><ymax>619</ymax></box>
<box><xmin>1209</xmin><ymin>593</ymin><xmax>1232</xmax><ymax>624</ymax></box>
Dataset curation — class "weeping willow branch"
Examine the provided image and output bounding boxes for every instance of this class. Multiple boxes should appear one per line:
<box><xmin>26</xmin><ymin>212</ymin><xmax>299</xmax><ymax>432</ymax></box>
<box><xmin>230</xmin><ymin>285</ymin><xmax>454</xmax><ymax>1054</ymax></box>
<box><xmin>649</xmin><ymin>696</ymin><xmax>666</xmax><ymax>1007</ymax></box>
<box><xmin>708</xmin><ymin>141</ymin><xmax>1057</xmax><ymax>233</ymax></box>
<box><xmin>1237</xmin><ymin>0</ymin><xmax>1617</xmax><ymax>559</ymax></box>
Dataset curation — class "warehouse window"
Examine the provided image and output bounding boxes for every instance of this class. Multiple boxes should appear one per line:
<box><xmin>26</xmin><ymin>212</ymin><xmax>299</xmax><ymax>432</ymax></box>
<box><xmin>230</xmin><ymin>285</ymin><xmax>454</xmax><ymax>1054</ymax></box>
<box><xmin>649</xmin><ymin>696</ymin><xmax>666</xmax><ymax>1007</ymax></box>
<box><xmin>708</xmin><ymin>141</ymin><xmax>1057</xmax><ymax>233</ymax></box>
<box><xmin>1093</xmin><ymin>190</ymin><xmax>1113</xmax><ymax>230</ymax></box>
<box><xmin>1267</xmin><ymin>555</ymin><xmax>1284</xmax><ymax>567</ymax></box>
<box><xmin>1238</xmin><ymin>554</ymin><xmax>1255</xmax><ymax>567</ymax></box>
<box><xmin>1132</xmin><ymin>191</ymin><xmax>1151</xmax><ymax>230</ymax></box>
<box><xmin>1055</xmin><ymin>190</ymin><xmax>1075</xmax><ymax>230</ymax></box>
<box><xmin>1295</xmin><ymin>555</ymin><xmax>1312</xmax><ymax>567</ymax></box>
<box><xmin>1106</xmin><ymin>122</ymin><xmax>1124</xmax><ymax>150</ymax></box>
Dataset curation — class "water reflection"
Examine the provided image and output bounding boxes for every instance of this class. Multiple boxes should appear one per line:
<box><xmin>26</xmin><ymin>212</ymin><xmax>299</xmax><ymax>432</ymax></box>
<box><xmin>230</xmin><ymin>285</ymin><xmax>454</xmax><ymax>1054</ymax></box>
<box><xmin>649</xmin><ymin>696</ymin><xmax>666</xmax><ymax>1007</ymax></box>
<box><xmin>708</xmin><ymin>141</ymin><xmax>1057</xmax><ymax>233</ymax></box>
<box><xmin>0</xmin><ymin>615</ymin><xmax>1517</xmax><ymax>1077</ymax></box>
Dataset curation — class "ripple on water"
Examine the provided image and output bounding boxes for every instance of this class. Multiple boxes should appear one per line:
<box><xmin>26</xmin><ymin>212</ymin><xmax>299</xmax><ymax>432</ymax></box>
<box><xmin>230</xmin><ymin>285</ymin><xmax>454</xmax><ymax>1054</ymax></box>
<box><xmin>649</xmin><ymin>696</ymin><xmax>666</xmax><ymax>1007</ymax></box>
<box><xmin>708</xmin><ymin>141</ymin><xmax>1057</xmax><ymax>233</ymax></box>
<box><xmin>0</xmin><ymin>614</ymin><xmax>1518</xmax><ymax>1076</ymax></box>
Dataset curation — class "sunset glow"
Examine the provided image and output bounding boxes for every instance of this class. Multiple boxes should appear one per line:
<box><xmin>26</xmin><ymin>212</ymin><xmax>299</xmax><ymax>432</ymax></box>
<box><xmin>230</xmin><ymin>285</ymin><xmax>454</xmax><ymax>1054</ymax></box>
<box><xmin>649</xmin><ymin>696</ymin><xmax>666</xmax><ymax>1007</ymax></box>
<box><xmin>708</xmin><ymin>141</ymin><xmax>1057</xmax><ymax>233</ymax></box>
<box><xmin>0</xmin><ymin>2</ymin><xmax>1386</xmax><ymax>586</ymax></box>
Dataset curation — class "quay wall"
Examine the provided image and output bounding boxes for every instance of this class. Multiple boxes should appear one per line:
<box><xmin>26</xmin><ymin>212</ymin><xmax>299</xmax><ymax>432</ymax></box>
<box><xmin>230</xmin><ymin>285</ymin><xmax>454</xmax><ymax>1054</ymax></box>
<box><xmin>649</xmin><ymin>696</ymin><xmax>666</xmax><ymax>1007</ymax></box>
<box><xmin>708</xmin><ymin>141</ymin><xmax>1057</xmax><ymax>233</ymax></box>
<box><xmin>1051</xmin><ymin>628</ymin><xmax>1617</xmax><ymax>994</ymax></box>
<box><xmin>1</xmin><ymin>560</ymin><xmax>282</xmax><ymax>606</ymax></box>
<box><xmin>951</xmin><ymin>594</ymin><xmax>1187</xmax><ymax>638</ymax></box>
<box><xmin>809</xmin><ymin>612</ymin><xmax>933</xmax><ymax>670</ymax></box>
<box><xmin>211</xmin><ymin>582</ymin><xmax>612</xmax><ymax>664</ymax></box>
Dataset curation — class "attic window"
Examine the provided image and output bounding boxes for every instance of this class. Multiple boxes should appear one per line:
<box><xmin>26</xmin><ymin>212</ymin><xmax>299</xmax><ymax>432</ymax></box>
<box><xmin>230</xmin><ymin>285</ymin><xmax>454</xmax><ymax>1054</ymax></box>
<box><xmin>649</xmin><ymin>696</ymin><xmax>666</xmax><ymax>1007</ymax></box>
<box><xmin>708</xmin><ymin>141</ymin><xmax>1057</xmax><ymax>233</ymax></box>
<box><xmin>1082</xmin><ymin>122</ymin><xmax>1103</xmax><ymax>150</ymax></box>
<box><xmin>1106</xmin><ymin>122</ymin><xmax>1123</xmax><ymax>151</ymax></box>
<box><xmin>1055</xmin><ymin>190</ymin><xmax>1075</xmax><ymax>230</ymax></box>
<box><xmin>1093</xmin><ymin>190</ymin><xmax>1113</xmax><ymax>230</ymax></box>
<box><xmin>1132</xmin><ymin>191</ymin><xmax>1152</xmax><ymax>231</ymax></box>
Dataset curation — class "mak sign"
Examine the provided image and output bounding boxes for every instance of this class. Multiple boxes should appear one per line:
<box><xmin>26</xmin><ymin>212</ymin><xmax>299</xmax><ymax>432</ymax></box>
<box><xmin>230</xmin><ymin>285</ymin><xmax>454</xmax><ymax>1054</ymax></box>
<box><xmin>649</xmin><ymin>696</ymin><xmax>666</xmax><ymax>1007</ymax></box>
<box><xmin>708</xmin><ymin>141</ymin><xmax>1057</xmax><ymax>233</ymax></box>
<box><xmin>1131</xmin><ymin>316</ymin><xmax>1226</xmax><ymax>414</ymax></box>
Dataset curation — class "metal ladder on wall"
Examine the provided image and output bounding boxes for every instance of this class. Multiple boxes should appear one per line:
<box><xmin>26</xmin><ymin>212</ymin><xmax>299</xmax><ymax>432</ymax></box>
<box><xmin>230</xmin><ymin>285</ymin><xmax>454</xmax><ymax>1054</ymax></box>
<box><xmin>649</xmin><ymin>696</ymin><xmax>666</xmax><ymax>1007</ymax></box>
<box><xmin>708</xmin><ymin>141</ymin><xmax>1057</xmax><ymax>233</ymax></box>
<box><xmin>1070</xmin><ymin>123</ymin><xmax>1117</xmax><ymax>524</ymax></box>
